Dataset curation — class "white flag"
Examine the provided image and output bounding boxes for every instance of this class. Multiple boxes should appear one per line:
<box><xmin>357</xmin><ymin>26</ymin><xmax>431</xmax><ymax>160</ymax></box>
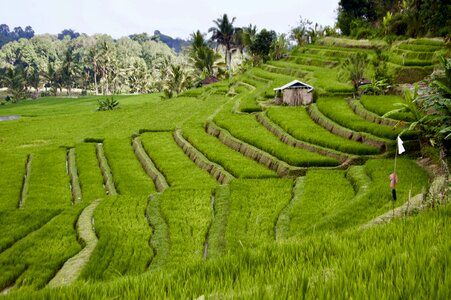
<box><xmin>397</xmin><ymin>136</ymin><xmax>405</xmax><ymax>154</ymax></box>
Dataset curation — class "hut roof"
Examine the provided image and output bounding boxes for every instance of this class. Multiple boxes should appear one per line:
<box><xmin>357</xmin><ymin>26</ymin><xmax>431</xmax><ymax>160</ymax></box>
<box><xmin>274</xmin><ymin>80</ymin><xmax>313</xmax><ymax>92</ymax></box>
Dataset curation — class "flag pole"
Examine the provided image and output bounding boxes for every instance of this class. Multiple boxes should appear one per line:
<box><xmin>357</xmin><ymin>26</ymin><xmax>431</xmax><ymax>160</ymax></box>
<box><xmin>394</xmin><ymin>139</ymin><xmax>398</xmax><ymax>174</ymax></box>
<box><xmin>392</xmin><ymin>136</ymin><xmax>398</xmax><ymax>219</ymax></box>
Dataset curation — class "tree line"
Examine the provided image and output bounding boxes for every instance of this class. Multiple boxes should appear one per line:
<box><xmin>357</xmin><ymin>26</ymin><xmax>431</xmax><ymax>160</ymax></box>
<box><xmin>0</xmin><ymin>14</ymin><xmax>302</xmax><ymax>101</ymax></box>
<box><xmin>1</xmin><ymin>5</ymin><xmax>449</xmax><ymax>102</ymax></box>
<box><xmin>0</xmin><ymin>32</ymin><xmax>182</xmax><ymax>100</ymax></box>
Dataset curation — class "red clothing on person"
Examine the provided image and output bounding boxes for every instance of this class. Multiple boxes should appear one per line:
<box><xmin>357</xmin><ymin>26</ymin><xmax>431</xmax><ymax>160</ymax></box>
<box><xmin>389</xmin><ymin>173</ymin><xmax>398</xmax><ymax>189</ymax></box>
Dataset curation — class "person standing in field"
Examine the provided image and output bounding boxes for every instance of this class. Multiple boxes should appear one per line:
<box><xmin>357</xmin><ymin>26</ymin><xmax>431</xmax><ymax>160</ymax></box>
<box><xmin>389</xmin><ymin>172</ymin><xmax>398</xmax><ymax>201</ymax></box>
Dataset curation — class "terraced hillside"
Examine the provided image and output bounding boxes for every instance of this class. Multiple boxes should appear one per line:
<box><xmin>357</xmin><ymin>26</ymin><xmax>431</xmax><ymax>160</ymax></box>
<box><xmin>0</xmin><ymin>38</ymin><xmax>449</xmax><ymax>299</ymax></box>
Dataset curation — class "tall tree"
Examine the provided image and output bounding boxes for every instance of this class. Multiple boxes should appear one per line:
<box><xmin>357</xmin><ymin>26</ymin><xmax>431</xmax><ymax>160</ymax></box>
<box><xmin>163</xmin><ymin>64</ymin><xmax>192</xmax><ymax>98</ymax></box>
<box><xmin>290</xmin><ymin>17</ymin><xmax>312</xmax><ymax>45</ymax></box>
<box><xmin>1</xmin><ymin>67</ymin><xmax>27</xmax><ymax>101</ymax></box>
<box><xmin>250</xmin><ymin>29</ymin><xmax>277</xmax><ymax>63</ymax></box>
<box><xmin>57</xmin><ymin>29</ymin><xmax>80</xmax><ymax>40</ymax></box>
<box><xmin>270</xmin><ymin>33</ymin><xmax>289</xmax><ymax>61</ymax></box>
<box><xmin>61</xmin><ymin>44</ymin><xmax>78</xmax><ymax>95</ymax></box>
<box><xmin>188</xmin><ymin>31</ymin><xmax>222</xmax><ymax>78</ymax></box>
<box><xmin>209</xmin><ymin>14</ymin><xmax>240</xmax><ymax>73</ymax></box>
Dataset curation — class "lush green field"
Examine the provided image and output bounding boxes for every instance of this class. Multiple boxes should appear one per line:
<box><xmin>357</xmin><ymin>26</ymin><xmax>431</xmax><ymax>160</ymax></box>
<box><xmin>0</xmin><ymin>38</ymin><xmax>447</xmax><ymax>299</ymax></box>
<box><xmin>317</xmin><ymin>97</ymin><xmax>415</xmax><ymax>140</ymax></box>
<box><xmin>266</xmin><ymin>106</ymin><xmax>379</xmax><ymax>155</ymax></box>
<box><xmin>360</xmin><ymin>95</ymin><xmax>415</xmax><ymax>121</ymax></box>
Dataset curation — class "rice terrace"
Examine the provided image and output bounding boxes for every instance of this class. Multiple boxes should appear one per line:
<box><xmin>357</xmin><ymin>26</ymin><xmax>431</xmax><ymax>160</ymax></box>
<box><xmin>0</xmin><ymin>0</ymin><xmax>450</xmax><ymax>298</ymax></box>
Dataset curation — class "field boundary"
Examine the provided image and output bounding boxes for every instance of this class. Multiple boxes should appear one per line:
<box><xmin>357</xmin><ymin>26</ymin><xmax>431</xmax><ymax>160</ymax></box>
<box><xmin>174</xmin><ymin>129</ymin><xmax>234</xmax><ymax>184</ymax></box>
<box><xmin>95</xmin><ymin>143</ymin><xmax>117</xmax><ymax>196</ymax></box>
<box><xmin>66</xmin><ymin>148</ymin><xmax>82</xmax><ymax>205</ymax></box>
<box><xmin>133</xmin><ymin>137</ymin><xmax>169</xmax><ymax>192</ymax></box>
<box><xmin>307</xmin><ymin>104</ymin><xmax>390</xmax><ymax>151</ymax></box>
<box><xmin>256</xmin><ymin>112</ymin><xmax>354</xmax><ymax>164</ymax></box>
<box><xmin>47</xmin><ymin>199</ymin><xmax>102</xmax><ymax>288</ymax></box>
<box><xmin>146</xmin><ymin>193</ymin><xmax>170</xmax><ymax>270</ymax></box>
<box><xmin>347</xmin><ymin>99</ymin><xmax>408</xmax><ymax>128</ymax></box>
<box><xmin>275</xmin><ymin>177</ymin><xmax>304</xmax><ymax>241</ymax></box>
<box><xmin>18</xmin><ymin>154</ymin><xmax>33</xmax><ymax>208</ymax></box>
<box><xmin>206</xmin><ymin>121</ymin><xmax>304</xmax><ymax>177</ymax></box>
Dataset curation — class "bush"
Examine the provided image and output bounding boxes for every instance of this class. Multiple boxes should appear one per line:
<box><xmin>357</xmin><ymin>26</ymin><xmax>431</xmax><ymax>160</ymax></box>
<box><xmin>96</xmin><ymin>97</ymin><xmax>120</xmax><ymax>111</ymax></box>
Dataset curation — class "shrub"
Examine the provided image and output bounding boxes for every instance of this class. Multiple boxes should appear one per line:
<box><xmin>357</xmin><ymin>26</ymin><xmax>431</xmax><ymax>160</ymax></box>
<box><xmin>96</xmin><ymin>97</ymin><xmax>120</xmax><ymax>111</ymax></box>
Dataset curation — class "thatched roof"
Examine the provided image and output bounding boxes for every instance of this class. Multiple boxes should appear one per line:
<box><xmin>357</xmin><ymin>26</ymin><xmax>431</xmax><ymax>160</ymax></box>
<box><xmin>274</xmin><ymin>80</ymin><xmax>313</xmax><ymax>92</ymax></box>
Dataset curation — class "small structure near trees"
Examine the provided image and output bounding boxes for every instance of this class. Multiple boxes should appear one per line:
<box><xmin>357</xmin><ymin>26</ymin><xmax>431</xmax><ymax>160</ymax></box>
<box><xmin>274</xmin><ymin>80</ymin><xmax>314</xmax><ymax>106</ymax></box>
<box><xmin>201</xmin><ymin>76</ymin><xmax>219</xmax><ymax>86</ymax></box>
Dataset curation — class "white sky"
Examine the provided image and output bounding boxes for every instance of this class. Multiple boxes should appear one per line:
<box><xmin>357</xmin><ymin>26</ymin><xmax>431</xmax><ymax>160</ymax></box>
<box><xmin>1</xmin><ymin>0</ymin><xmax>339</xmax><ymax>39</ymax></box>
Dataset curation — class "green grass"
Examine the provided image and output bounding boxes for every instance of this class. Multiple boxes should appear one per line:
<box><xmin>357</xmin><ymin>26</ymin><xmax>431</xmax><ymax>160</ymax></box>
<box><xmin>159</xmin><ymin>188</ymin><xmax>212</xmax><ymax>266</ymax></box>
<box><xmin>214</xmin><ymin>103</ymin><xmax>339</xmax><ymax>167</ymax></box>
<box><xmin>396</xmin><ymin>43</ymin><xmax>442</xmax><ymax>52</ymax></box>
<box><xmin>0</xmin><ymin>209</ymin><xmax>61</xmax><ymax>253</ymax></box>
<box><xmin>181</xmin><ymin>123</ymin><xmax>277</xmax><ymax>178</ymax></box>
<box><xmin>267</xmin><ymin>60</ymin><xmax>354</xmax><ymax>94</ymax></box>
<box><xmin>287</xmin><ymin>170</ymin><xmax>355</xmax><ymax>238</ymax></box>
<box><xmin>0</xmin><ymin>39</ymin><xmax>447</xmax><ymax>298</ymax></box>
<box><xmin>10</xmin><ymin>204</ymin><xmax>450</xmax><ymax>298</ymax></box>
<box><xmin>225</xmin><ymin>179</ymin><xmax>293</xmax><ymax>251</ymax></box>
<box><xmin>360</xmin><ymin>95</ymin><xmax>415</xmax><ymax>121</ymax></box>
<box><xmin>75</xmin><ymin>143</ymin><xmax>105</xmax><ymax>202</ymax></box>
<box><xmin>0</xmin><ymin>152</ymin><xmax>27</xmax><ymax>210</ymax></box>
<box><xmin>25</xmin><ymin>148</ymin><xmax>72</xmax><ymax>209</ymax></box>
<box><xmin>238</xmin><ymin>91</ymin><xmax>262</xmax><ymax>113</ymax></box>
<box><xmin>308</xmin><ymin>158</ymin><xmax>429</xmax><ymax>232</ymax></box>
<box><xmin>0</xmin><ymin>208</ymin><xmax>82</xmax><ymax>290</ymax></box>
<box><xmin>266</xmin><ymin>107</ymin><xmax>379</xmax><ymax>155</ymax></box>
<box><xmin>317</xmin><ymin>97</ymin><xmax>409</xmax><ymax>140</ymax></box>
<box><xmin>140</xmin><ymin>132</ymin><xmax>218</xmax><ymax>188</ymax></box>
<box><xmin>79</xmin><ymin>195</ymin><xmax>153</xmax><ymax>282</ymax></box>
<box><xmin>103</xmin><ymin>138</ymin><xmax>155</xmax><ymax>195</ymax></box>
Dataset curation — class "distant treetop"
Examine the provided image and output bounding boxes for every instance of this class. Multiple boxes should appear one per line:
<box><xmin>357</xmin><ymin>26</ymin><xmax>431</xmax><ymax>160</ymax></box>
<box><xmin>0</xmin><ymin>24</ymin><xmax>34</xmax><ymax>48</ymax></box>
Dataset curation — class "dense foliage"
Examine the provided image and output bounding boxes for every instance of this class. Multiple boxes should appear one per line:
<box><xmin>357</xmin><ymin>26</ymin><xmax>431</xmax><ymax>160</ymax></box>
<box><xmin>0</xmin><ymin>24</ymin><xmax>34</xmax><ymax>48</ymax></box>
<box><xmin>337</xmin><ymin>0</ymin><xmax>451</xmax><ymax>38</ymax></box>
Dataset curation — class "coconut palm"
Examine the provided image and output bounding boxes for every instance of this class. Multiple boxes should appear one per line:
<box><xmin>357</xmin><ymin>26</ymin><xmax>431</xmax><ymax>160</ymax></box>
<box><xmin>1</xmin><ymin>67</ymin><xmax>27</xmax><ymax>101</ymax></box>
<box><xmin>189</xmin><ymin>31</ymin><xmax>222</xmax><ymax>78</ymax></box>
<box><xmin>163</xmin><ymin>64</ymin><xmax>192</xmax><ymax>98</ymax></box>
<box><xmin>209</xmin><ymin>14</ymin><xmax>240</xmax><ymax>73</ymax></box>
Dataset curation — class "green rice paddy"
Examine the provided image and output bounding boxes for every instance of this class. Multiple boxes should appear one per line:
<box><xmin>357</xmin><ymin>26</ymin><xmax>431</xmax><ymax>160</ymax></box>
<box><xmin>0</xmin><ymin>38</ymin><xmax>447</xmax><ymax>299</ymax></box>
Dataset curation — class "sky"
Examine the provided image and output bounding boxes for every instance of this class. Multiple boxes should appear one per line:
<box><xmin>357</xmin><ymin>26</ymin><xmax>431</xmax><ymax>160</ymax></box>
<box><xmin>1</xmin><ymin>0</ymin><xmax>339</xmax><ymax>39</ymax></box>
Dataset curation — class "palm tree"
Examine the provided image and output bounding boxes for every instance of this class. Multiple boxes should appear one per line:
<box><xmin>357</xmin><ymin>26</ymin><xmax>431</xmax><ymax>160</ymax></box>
<box><xmin>61</xmin><ymin>45</ymin><xmax>77</xmax><ymax>95</ymax></box>
<box><xmin>340</xmin><ymin>52</ymin><xmax>369</xmax><ymax>91</ymax></box>
<box><xmin>270</xmin><ymin>34</ymin><xmax>289</xmax><ymax>61</ymax></box>
<box><xmin>189</xmin><ymin>31</ymin><xmax>222</xmax><ymax>78</ymax></box>
<box><xmin>1</xmin><ymin>67</ymin><xmax>27</xmax><ymax>102</ymax></box>
<box><xmin>241</xmin><ymin>24</ymin><xmax>257</xmax><ymax>52</ymax></box>
<box><xmin>163</xmin><ymin>64</ymin><xmax>192</xmax><ymax>98</ymax></box>
<box><xmin>209</xmin><ymin>14</ymin><xmax>240</xmax><ymax>73</ymax></box>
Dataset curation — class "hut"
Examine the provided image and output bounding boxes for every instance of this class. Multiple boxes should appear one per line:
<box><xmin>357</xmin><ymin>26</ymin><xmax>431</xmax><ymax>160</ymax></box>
<box><xmin>201</xmin><ymin>76</ymin><xmax>219</xmax><ymax>86</ymax></box>
<box><xmin>274</xmin><ymin>80</ymin><xmax>314</xmax><ymax>106</ymax></box>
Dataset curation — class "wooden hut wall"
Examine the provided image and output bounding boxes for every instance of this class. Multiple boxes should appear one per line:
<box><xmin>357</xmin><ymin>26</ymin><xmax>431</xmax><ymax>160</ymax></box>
<box><xmin>283</xmin><ymin>89</ymin><xmax>313</xmax><ymax>106</ymax></box>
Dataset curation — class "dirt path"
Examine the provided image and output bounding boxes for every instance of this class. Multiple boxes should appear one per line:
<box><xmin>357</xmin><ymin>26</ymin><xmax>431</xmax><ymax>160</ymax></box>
<box><xmin>47</xmin><ymin>199</ymin><xmax>101</xmax><ymax>288</ymax></box>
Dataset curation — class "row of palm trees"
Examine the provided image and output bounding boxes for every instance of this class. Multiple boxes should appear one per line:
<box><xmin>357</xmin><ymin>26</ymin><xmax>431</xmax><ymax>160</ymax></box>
<box><xmin>1</xmin><ymin>13</ymin><xmax>320</xmax><ymax>100</ymax></box>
